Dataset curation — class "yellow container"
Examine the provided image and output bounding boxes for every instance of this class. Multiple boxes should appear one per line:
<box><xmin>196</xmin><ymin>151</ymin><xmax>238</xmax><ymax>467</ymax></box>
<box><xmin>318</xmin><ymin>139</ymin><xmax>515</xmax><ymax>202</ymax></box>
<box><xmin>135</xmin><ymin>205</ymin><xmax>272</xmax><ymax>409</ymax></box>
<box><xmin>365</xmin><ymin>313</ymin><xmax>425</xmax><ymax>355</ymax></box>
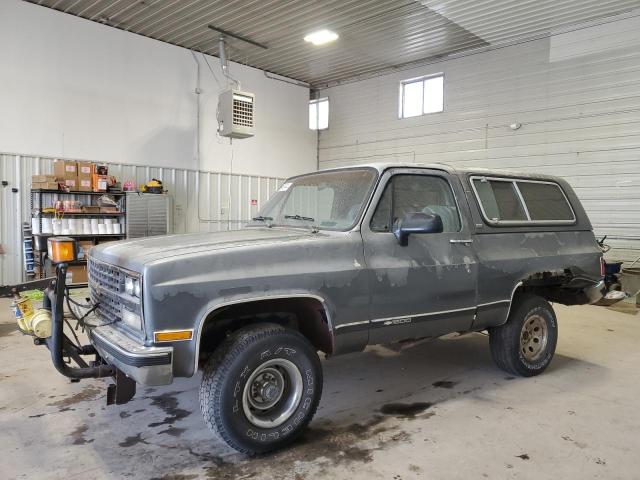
<box><xmin>13</xmin><ymin>296</ymin><xmax>35</xmax><ymax>333</ymax></box>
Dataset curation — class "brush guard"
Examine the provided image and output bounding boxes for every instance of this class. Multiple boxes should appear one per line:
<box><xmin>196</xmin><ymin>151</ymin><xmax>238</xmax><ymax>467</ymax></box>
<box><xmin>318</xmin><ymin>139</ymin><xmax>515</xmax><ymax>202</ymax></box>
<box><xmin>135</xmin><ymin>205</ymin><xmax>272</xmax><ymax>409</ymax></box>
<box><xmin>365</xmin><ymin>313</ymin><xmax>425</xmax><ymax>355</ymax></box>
<box><xmin>38</xmin><ymin>263</ymin><xmax>136</xmax><ymax>405</ymax></box>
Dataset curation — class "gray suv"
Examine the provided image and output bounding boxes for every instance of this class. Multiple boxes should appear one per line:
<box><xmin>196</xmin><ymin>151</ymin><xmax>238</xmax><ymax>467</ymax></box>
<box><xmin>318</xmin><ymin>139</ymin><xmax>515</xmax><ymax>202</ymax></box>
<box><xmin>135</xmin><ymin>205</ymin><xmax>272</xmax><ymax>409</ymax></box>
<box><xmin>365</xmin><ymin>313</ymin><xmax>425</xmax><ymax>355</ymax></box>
<box><xmin>39</xmin><ymin>163</ymin><xmax>605</xmax><ymax>454</ymax></box>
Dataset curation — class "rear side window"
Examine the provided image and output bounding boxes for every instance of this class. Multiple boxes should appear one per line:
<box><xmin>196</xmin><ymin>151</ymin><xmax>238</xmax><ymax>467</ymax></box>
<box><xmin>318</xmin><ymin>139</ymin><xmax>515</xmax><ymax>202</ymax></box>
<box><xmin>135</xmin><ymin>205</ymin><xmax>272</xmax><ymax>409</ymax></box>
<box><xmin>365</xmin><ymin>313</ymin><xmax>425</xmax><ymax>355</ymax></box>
<box><xmin>473</xmin><ymin>180</ymin><xmax>527</xmax><ymax>221</ymax></box>
<box><xmin>517</xmin><ymin>182</ymin><xmax>574</xmax><ymax>221</ymax></box>
<box><xmin>471</xmin><ymin>177</ymin><xmax>575</xmax><ymax>225</ymax></box>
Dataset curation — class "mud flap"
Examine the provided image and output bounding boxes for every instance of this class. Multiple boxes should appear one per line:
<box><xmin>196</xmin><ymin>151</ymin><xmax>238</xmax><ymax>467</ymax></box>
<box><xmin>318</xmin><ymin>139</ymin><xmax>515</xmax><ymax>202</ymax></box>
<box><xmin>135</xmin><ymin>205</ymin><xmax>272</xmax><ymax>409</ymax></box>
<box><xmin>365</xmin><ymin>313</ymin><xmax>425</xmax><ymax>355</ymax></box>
<box><xmin>106</xmin><ymin>369</ymin><xmax>136</xmax><ymax>405</ymax></box>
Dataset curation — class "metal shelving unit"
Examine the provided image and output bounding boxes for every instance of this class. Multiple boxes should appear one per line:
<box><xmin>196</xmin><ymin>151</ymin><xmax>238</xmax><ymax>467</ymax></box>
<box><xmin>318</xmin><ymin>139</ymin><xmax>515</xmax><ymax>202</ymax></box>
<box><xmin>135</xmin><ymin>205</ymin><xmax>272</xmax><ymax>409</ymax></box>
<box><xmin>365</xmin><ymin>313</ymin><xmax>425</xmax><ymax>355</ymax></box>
<box><xmin>30</xmin><ymin>189</ymin><xmax>128</xmax><ymax>278</ymax></box>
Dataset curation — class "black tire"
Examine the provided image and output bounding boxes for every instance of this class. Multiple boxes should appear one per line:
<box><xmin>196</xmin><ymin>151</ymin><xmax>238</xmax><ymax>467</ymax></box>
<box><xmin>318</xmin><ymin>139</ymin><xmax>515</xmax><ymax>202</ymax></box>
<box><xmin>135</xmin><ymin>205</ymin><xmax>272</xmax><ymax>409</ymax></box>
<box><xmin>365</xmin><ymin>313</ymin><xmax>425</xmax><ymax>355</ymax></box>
<box><xmin>489</xmin><ymin>294</ymin><xmax>558</xmax><ymax>377</ymax></box>
<box><xmin>199</xmin><ymin>323</ymin><xmax>322</xmax><ymax>454</ymax></box>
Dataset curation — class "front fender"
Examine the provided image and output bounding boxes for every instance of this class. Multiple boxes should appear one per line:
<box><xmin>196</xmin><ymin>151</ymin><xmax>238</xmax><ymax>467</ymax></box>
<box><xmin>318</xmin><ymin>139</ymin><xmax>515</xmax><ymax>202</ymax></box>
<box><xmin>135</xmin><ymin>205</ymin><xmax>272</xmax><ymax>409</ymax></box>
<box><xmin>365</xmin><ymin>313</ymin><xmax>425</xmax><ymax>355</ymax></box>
<box><xmin>189</xmin><ymin>291</ymin><xmax>336</xmax><ymax>376</ymax></box>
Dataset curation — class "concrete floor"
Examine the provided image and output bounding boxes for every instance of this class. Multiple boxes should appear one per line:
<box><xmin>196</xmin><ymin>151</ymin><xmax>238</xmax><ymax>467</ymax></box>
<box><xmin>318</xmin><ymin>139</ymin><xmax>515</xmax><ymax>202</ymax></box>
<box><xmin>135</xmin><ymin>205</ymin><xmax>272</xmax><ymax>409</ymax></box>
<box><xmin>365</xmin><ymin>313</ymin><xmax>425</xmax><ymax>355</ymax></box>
<box><xmin>1</xmin><ymin>298</ymin><xmax>639</xmax><ymax>480</ymax></box>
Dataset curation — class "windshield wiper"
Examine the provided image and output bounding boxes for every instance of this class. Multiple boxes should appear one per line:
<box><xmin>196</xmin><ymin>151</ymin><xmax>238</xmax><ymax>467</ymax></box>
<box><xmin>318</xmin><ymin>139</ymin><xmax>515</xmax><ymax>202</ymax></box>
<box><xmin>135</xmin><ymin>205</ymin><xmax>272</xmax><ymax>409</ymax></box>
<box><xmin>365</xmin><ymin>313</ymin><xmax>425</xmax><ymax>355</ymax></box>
<box><xmin>284</xmin><ymin>214</ymin><xmax>315</xmax><ymax>222</ymax></box>
<box><xmin>251</xmin><ymin>215</ymin><xmax>273</xmax><ymax>222</ymax></box>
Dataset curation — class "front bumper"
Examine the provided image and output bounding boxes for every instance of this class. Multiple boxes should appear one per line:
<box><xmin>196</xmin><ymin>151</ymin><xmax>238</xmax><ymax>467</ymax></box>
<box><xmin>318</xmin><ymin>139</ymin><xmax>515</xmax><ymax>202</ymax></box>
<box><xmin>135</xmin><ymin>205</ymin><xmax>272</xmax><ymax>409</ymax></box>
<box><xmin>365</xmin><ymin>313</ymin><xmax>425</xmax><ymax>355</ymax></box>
<box><xmin>90</xmin><ymin>325</ymin><xmax>174</xmax><ymax>386</ymax></box>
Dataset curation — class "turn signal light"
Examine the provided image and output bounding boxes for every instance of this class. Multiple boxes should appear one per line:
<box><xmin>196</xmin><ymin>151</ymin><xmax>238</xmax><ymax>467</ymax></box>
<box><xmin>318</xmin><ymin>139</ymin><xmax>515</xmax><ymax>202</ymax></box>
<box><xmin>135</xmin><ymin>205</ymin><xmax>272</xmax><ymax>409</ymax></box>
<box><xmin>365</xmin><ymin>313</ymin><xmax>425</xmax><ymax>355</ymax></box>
<box><xmin>47</xmin><ymin>237</ymin><xmax>78</xmax><ymax>263</ymax></box>
<box><xmin>154</xmin><ymin>330</ymin><xmax>193</xmax><ymax>342</ymax></box>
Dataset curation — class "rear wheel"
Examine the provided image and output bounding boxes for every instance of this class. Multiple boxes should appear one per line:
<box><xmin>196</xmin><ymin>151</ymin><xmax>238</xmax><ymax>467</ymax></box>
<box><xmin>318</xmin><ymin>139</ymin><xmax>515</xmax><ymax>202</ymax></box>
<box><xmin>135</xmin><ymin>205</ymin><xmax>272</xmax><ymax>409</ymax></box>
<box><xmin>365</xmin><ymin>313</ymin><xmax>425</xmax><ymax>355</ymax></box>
<box><xmin>489</xmin><ymin>294</ymin><xmax>558</xmax><ymax>376</ymax></box>
<box><xmin>199</xmin><ymin>323</ymin><xmax>322</xmax><ymax>454</ymax></box>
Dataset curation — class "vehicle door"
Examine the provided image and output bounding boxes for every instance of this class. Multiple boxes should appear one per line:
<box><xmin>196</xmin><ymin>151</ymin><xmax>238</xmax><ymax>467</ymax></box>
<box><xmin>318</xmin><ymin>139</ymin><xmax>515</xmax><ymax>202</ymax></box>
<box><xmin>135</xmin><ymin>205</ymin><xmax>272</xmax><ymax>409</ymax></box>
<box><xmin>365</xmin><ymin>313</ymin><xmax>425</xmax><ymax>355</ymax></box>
<box><xmin>361</xmin><ymin>168</ymin><xmax>478</xmax><ymax>344</ymax></box>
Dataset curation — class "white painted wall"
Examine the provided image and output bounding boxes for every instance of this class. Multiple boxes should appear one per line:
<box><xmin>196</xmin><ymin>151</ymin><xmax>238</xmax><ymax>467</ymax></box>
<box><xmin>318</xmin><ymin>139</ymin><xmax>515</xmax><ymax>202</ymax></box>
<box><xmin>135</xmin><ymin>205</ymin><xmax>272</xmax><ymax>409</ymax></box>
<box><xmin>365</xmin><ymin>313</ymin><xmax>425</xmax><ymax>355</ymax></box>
<box><xmin>319</xmin><ymin>12</ymin><xmax>640</xmax><ymax>262</ymax></box>
<box><xmin>0</xmin><ymin>0</ymin><xmax>316</xmax><ymax>179</ymax></box>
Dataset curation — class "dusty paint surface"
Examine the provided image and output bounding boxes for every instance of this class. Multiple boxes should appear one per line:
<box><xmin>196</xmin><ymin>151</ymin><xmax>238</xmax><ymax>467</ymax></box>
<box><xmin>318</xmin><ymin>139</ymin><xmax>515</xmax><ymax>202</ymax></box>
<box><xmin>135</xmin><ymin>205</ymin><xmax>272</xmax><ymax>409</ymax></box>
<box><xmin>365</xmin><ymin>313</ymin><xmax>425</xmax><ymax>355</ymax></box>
<box><xmin>1</xmin><ymin>299</ymin><xmax>639</xmax><ymax>479</ymax></box>
<box><xmin>87</xmin><ymin>164</ymin><xmax>601</xmax><ymax>380</ymax></box>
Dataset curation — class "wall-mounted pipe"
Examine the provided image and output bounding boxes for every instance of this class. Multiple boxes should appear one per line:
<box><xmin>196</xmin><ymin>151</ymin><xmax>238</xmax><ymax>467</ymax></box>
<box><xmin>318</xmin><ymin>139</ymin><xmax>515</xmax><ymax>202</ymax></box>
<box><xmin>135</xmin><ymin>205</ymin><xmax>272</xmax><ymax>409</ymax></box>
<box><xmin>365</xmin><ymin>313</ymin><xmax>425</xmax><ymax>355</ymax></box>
<box><xmin>263</xmin><ymin>71</ymin><xmax>310</xmax><ymax>88</ymax></box>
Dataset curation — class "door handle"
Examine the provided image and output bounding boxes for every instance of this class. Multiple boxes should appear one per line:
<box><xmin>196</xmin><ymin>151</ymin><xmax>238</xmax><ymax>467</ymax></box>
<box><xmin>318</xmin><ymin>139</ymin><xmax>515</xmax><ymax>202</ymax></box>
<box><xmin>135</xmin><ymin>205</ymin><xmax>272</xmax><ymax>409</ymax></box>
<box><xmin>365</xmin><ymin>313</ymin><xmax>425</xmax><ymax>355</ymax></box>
<box><xmin>450</xmin><ymin>239</ymin><xmax>473</xmax><ymax>244</ymax></box>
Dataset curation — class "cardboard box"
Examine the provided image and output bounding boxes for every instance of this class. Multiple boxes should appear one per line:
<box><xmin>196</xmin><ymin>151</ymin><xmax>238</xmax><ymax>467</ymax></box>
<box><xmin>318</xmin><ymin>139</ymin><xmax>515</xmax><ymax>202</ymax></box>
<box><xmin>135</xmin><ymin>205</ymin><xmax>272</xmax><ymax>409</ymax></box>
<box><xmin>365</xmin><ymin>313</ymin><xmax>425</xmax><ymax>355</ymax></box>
<box><xmin>92</xmin><ymin>174</ymin><xmax>108</xmax><ymax>192</ymax></box>
<box><xmin>32</xmin><ymin>181</ymin><xmax>59</xmax><ymax>190</ymax></box>
<box><xmin>53</xmin><ymin>160</ymin><xmax>77</xmax><ymax>180</ymax></box>
<box><xmin>77</xmin><ymin>161</ymin><xmax>94</xmax><ymax>178</ymax></box>
<box><xmin>66</xmin><ymin>265</ymin><xmax>88</xmax><ymax>284</ymax></box>
<box><xmin>100</xmin><ymin>207</ymin><xmax>120</xmax><ymax>213</ymax></box>
<box><xmin>63</xmin><ymin>177</ymin><xmax>78</xmax><ymax>189</ymax></box>
<box><xmin>77</xmin><ymin>177</ymin><xmax>92</xmax><ymax>192</ymax></box>
<box><xmin>32</xmin><ymin>174</ymin><xmax>57</xmax><ymax>183</ymax></box>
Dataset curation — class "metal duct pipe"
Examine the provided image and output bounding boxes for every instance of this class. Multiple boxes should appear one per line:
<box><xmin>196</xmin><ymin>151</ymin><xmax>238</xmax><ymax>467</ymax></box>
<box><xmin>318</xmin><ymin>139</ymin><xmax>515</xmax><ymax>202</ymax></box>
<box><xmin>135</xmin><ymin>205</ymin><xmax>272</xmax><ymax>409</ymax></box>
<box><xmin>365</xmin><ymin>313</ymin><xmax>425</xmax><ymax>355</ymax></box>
<box><xmin>218</xmin><ymin>35</ymin><xmax>228</xmax><ymax>75</ymax></box>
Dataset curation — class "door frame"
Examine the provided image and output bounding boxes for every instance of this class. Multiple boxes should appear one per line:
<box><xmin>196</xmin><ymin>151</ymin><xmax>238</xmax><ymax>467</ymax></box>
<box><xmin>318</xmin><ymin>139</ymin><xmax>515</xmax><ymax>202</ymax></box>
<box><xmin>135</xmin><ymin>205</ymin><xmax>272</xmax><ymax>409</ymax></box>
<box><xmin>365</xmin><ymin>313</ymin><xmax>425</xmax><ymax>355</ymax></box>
<box><xmin>360</xmin><ymin>166</ymin><xmax>478</xmax><ymax>343</ymax></box>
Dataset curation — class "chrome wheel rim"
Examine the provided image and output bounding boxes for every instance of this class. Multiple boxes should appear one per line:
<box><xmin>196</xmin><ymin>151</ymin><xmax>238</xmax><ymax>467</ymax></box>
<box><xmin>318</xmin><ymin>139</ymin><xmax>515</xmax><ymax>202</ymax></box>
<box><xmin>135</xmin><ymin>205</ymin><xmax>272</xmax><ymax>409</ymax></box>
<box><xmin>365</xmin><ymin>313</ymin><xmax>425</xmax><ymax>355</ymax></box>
<box><xmin>520</xmin><ymin>314</ymin><xmax>548</xmax><ymax>362</ymax></box>
<box><xmin>242</xmin><ymin>358</ymin><xmax>303</xmax><ymax>428</ymax></box>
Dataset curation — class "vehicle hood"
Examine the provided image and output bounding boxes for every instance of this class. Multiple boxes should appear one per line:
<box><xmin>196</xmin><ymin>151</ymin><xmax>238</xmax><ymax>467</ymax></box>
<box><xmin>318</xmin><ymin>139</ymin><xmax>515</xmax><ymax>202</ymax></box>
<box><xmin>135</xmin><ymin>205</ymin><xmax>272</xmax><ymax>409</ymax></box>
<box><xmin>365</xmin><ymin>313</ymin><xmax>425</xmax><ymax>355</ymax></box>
<box><xmin>90</xmin><ymin>228</ymin><xmax>318</xmax><ymax>271</ymax></box>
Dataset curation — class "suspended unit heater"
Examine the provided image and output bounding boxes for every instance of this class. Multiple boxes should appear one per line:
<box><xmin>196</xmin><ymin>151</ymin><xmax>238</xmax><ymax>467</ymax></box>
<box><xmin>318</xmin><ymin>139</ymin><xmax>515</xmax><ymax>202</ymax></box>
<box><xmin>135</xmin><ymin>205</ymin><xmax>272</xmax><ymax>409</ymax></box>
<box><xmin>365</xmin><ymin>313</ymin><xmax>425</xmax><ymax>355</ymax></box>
<box><xmin>218</xmin><ymin>89</ymin><xmax>255</xmax><ymax>139</ymax></box>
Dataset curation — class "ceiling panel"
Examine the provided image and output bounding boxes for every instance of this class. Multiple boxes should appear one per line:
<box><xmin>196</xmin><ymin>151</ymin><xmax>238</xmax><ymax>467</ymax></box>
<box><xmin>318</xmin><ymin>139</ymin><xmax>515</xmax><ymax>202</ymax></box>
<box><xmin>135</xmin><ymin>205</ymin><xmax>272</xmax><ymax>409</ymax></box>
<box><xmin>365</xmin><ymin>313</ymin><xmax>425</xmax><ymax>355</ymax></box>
<box><xmin>29</xmin><ymin>0</ymin><xmax>640</xmax><ymax>86</ymax></box>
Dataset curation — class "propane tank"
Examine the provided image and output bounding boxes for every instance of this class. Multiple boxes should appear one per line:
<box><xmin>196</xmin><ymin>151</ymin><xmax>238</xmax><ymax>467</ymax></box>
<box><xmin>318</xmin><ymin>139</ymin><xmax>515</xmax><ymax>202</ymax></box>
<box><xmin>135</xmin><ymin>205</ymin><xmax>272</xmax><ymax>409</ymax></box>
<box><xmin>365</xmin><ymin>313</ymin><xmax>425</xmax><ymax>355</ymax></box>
<box><xmin>30</xmin><ymin>309</ymin><xmax>52</xmax><ymax>338</ymax></box>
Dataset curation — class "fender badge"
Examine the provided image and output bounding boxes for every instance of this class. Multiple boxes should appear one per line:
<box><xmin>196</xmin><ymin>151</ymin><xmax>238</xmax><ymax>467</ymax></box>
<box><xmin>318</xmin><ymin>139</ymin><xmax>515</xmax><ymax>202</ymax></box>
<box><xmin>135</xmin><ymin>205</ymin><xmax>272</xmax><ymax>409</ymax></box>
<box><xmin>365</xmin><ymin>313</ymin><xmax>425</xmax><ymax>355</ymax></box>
<box><xmin>383</xmin><ymin>317</ymin><xmax>412</xmax><ymax>326</ymax></box>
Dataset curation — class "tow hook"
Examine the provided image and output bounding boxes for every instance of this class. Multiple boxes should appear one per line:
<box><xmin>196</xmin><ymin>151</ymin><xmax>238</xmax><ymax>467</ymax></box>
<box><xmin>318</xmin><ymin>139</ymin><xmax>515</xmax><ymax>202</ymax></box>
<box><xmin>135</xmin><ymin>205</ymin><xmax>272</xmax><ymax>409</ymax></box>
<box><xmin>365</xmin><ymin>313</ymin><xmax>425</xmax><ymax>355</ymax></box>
<box><xmin>107</xmin><ymin>370</ymin><xmax>137</xmax><ymax>405</ymax></box>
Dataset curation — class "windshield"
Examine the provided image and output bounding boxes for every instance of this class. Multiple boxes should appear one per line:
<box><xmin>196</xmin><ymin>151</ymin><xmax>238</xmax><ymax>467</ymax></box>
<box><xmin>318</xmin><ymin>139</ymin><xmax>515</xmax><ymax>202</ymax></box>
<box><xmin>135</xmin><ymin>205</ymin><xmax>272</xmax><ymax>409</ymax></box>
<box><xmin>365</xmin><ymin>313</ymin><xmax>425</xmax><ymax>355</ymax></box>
<box><xmin>248</xmin><ymin>168</ymin><xmax>378</xmax><ymax>231</ymax></box>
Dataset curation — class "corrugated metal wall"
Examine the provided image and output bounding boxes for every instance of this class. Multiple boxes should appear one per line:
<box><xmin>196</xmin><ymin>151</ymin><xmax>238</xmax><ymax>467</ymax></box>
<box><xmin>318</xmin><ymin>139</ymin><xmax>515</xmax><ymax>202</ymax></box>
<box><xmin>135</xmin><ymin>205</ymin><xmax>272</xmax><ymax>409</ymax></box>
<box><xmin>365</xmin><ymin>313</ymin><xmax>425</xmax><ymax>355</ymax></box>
<box><xmin>318</xmin><ymin>14</ymin><xmax>640</xmax><ymax>264</ymax></box>
<box><xmin>0</xmin><ymin>152</ymin><xmax>283</xmax><ymax>285</ymax></box>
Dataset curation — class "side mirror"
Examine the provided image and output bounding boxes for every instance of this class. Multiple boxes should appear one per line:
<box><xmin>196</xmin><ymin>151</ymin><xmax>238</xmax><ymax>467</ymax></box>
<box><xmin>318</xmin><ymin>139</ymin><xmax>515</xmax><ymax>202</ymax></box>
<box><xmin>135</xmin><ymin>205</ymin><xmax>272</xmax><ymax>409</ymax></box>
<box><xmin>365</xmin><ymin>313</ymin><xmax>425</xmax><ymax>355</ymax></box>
<box><xmin>393</xmin><ymin>212</ymin><xmax>443</xmax><ymax>246</ymax></box>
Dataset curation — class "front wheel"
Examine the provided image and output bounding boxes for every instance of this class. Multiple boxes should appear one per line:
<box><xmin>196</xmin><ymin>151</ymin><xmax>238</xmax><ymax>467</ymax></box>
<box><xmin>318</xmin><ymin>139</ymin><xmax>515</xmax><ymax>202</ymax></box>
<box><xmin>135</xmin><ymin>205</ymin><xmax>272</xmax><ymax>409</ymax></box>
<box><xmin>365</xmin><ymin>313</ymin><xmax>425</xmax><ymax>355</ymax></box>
<box><xmin>489</xmin><ymin>294</ymin><xmax>558</xmax><ymax>377</ymax></box>
<box><xmin>199</xmin><ymin>324</ymin><xmax>322</xmax><ymax>454</ymax></box>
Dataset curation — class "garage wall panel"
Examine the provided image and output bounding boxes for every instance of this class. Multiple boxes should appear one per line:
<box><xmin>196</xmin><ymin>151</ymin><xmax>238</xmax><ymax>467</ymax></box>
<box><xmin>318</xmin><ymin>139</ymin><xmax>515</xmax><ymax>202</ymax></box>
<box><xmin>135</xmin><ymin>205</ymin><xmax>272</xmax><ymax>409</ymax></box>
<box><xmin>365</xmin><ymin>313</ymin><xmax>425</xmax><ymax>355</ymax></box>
<box><xmin>0</xmin><ymin>153</ymin><xmax>283</xmax><ymax>285</ymax></box>
<box><xmin>0</xmin><ymin>0</ymin><xmax>316</xmax><ymax>179</ymax></box>
<box><xmin>319</xmin><ymin>12</ymin><xmax>640</xmax><ymax>263</ymax></box>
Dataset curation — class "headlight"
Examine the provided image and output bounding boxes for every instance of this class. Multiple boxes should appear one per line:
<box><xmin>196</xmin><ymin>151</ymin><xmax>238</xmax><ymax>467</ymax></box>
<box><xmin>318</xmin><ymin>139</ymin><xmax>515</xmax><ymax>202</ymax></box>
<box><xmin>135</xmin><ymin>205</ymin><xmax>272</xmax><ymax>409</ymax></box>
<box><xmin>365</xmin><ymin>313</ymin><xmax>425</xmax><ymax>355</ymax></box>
<box><xmin>120</xmin><ymin>306</ymin><xmax>142</xmax><ymax>331</ymax></box>
<box><xmin>124</xmin><ymin>275</ymin><xmax>141</xmax><ymax>298</ymax></box>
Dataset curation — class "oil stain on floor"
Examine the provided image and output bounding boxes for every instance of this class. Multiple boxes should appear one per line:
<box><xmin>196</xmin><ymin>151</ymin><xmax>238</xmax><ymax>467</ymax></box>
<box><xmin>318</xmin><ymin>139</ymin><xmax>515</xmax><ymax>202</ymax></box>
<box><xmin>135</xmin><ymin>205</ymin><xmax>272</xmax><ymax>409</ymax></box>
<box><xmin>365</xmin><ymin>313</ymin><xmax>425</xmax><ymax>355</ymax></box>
<box><xmin>380</xmin><ymin>402</ymin><xmax>433</xmax><ymax>418</ymax></box>
<box><xmin>70</xmin><ymin>425</ymin><xmax>94</xmax><ymax>445</ymax></box>
<box><xmin>432</xmin><ymin>380</ymin><xmax>458</xmax><ymax>389</ymax></box>
<box><xmin>147</xmin><ymin>391</ymin><xmax>191</xmax><ymax>428</ymax></box>
<box><xmin>121</xmin><ymin>407</ymin><xmax>432</xmax><ymax>479</ymax></box>
<box><xmin>47</xmin><ymin>384</ymin><xmax>103</xmax><ymax>409</ymax></box>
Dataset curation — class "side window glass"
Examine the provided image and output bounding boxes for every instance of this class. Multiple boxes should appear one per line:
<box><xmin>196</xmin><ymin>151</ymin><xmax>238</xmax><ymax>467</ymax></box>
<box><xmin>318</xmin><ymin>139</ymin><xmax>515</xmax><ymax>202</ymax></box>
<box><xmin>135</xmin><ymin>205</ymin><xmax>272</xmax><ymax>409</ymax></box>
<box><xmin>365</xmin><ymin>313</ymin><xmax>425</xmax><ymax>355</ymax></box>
<box><xmin>370</xmin><ymin>174</ymin><xmax>461</xmax><ymax>232</ymax></box>
<box><xmin>516</xmin><ymin>182</ymin><xmax>574</xmax><ymax>221</ymax></box>
<box><xmin>473</xmin><ymin>179</ymin><xmax>527</xmax><ymax>222</ymax></box>
<box><xmin>370</xmin><ymin>183</ymin><xmax>392</xmax><ymax>232</ymax></box>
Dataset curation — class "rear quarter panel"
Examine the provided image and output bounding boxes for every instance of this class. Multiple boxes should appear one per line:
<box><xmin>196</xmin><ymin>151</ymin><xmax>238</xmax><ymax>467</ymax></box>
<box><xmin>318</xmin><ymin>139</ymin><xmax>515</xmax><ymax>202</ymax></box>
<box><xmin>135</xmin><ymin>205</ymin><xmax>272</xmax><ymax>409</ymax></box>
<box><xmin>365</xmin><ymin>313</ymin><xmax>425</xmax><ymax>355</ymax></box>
<box><xmin>458</xmin><ymin>172</ymin><xmax>602</xmax><ymax>329</ymax></box>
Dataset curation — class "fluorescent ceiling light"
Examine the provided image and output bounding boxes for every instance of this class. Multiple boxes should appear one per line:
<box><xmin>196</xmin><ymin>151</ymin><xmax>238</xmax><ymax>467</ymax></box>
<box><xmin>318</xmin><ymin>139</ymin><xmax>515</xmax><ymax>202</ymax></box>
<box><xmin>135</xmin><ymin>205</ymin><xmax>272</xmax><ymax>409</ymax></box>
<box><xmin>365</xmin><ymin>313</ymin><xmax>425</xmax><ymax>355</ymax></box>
<box><xmin>304</xmin><ymin>29</ymin><xmax>339</xmax><ymax>46</ymax></box>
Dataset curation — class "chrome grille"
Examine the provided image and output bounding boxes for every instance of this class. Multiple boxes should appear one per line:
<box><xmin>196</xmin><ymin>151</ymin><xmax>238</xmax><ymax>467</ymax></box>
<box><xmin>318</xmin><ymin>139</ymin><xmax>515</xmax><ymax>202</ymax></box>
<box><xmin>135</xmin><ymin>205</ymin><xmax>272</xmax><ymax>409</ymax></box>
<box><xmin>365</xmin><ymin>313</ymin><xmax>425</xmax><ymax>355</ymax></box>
<box><xmin>88</xmin><ymin>257</ymin><xmax>123</xmax><ymax>324</ymax></box>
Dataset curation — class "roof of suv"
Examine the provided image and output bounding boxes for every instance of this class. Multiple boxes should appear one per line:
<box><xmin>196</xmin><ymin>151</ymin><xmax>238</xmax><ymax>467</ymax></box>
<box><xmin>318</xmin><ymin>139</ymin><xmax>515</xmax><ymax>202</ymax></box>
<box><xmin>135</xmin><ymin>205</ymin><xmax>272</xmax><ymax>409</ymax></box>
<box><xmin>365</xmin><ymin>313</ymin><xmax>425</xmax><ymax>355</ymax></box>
<box><xmin>322</xmin><ymin>162</ymin><xmax>563</xmax><ymax>183</ymax></box>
